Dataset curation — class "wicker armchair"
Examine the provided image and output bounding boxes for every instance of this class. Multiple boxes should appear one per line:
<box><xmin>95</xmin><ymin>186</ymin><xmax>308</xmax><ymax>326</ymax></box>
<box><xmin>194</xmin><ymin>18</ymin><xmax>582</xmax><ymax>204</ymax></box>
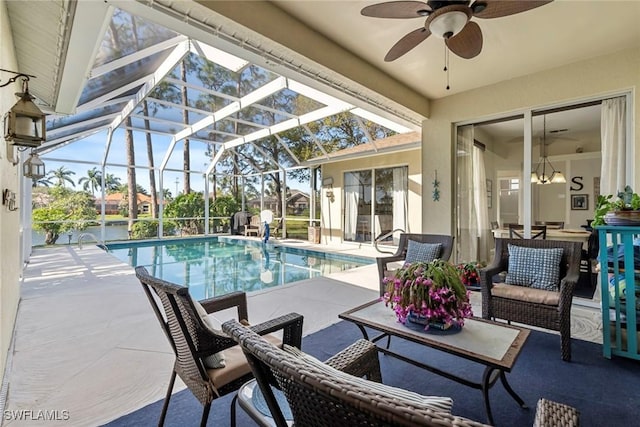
<box><xmin>135</xmin><ymin>266</ymin><xmax>304</xmax><ymax>427</ymax></box>
<box><xmin>222</xmin><ymin>319</ymin><xmax>580</xmax><ymax>427</ymax></box>
<box><xmin>376</xmin><ymin>234</ymin><xmax>454</xmax><ymax>296</ymax></box>
<box><xmin>479</xmin><ymin>239</ymin><xmax>582</xmax><ymax>361</ymax></box>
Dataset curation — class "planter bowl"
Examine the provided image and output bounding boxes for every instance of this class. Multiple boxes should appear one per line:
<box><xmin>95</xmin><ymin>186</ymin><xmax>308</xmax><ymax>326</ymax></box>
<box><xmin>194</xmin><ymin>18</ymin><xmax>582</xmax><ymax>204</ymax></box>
<box><xmin>604</xmin><ymin>210</ymin><xmax>640</xmax><ymax>226</ymax></box>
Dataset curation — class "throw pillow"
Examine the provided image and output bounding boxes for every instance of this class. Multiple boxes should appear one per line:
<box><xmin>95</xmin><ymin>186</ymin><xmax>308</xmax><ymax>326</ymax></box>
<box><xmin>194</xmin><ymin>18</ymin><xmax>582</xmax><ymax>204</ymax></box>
<box><xmin>283</xmin><ymin>345</ymin><xmax>453</xmax><ymax>413</ymax></box>
<box><xmin>404</xmin><ymin>241</ymin><xmax>442</xmax><ymax>265</ymax></box>
<box><xmin>505</xmin><ymin>245</ymin><xmax>564</xmax><ymax>291</ymax></box>
<box><xmin>191</xmin><ymin>297</ymin><xmax>226</xmax><ymax>368</ymax></box>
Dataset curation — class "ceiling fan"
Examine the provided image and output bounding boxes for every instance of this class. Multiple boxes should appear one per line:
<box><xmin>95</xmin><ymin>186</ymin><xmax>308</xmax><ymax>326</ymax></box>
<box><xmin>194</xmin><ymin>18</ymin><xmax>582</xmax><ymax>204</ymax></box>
<box><xmin>362</xmin><ymin>1</ymin><xmax>553</xmax><ymax>62</ymax></box>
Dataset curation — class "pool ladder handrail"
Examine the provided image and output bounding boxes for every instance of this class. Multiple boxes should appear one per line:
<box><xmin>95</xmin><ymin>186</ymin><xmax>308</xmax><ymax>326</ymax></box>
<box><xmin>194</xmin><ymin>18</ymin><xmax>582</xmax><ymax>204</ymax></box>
<box><xmin>78</xmin><ymin>232</ymin><xmax>106</xmax><ymax>250</ymax></box>
<box><xmin>373</xmin><ymin>228</ymin><xmax>405</xmax><ymax>255</ymax></box>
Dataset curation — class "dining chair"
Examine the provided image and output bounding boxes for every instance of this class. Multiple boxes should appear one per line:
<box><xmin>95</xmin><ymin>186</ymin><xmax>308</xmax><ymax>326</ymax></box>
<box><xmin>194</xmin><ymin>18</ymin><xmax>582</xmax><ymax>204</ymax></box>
<box><xmin>508</xmin><ymin>224</ymin><xmax>547</xmax><ymax>239</ymax></box>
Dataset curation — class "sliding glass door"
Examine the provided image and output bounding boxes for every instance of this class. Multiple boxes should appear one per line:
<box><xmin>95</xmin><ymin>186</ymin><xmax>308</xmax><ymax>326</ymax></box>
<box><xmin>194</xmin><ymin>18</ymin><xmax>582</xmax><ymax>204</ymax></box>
<box><xmin>344</xmin><ymin>166</ymin><xmax>407</xmax><ymax>244</ymax></box>
<box><xmin>455</xmin><ymin>94</ymin><xmax>631</xmax><ymax>301</ymax></box>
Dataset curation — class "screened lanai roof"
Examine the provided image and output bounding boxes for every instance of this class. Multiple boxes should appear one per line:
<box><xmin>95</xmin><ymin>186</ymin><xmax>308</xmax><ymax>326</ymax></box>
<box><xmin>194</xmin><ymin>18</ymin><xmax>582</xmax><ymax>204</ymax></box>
<box><xmin>17</xmin><ymin>3</ymin><xmax>421</xmax><ymax>177</ymax></box>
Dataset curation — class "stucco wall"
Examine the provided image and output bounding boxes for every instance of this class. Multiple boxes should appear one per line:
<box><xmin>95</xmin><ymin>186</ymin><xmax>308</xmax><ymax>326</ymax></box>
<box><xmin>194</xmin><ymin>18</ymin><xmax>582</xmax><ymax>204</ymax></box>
<box><xmin>0</xmin><ymin>0</ymin><xmax>23</xmax><ymax>382</ymax></box>
<box><xmin>321</xmin><ymin>148</ymin><xmax>422</xmax><ymax>245</ymax></box>
<box><xmin>422</xmin><ymin>47</ymin><xmax>640</xmax><ymax>235</ymax></box>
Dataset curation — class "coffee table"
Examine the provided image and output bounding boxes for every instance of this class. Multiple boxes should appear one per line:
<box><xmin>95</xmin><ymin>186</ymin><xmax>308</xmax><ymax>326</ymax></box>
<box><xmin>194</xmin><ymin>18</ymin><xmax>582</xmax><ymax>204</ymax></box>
<box><xmin>339</xmin><ymin>299</ymin><xmax>530</xmax><ymax>425</ymax></box>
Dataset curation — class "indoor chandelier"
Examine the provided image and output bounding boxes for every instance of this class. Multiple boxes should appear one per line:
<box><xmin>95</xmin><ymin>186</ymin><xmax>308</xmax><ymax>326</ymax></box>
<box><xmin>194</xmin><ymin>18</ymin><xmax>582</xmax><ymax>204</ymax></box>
<box><xmin>530</xmin><ymin>115</ymin><xmax>566</xmax><ymax>185</ymax></box>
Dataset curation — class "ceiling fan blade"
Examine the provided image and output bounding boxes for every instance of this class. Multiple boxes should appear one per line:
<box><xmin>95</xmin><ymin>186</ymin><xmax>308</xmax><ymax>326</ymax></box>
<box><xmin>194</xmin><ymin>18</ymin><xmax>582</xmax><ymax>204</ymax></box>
<box><xmin>445</xmin><ymin>22</ymin><xmax>482</xmax><ymax>59</ymax></box>
<box><xmin>385</xmin><ymin>27</ymin><xmax>431</xmax><ymax>61</ymax></box>
<box><xmin>361</xmin><ymin>1</ymin><xmax>432</xmax><ymax>19</ymax></box>
<box><xmin>473</xmin><ymin>0</ymin><xmax>553</xmax><ymax>19</ymax></box>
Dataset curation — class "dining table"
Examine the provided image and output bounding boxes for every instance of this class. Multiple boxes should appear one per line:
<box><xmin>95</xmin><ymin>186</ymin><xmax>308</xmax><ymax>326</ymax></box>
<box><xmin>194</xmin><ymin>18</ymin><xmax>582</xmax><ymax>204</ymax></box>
<box><xmin>491</xmin><ymin>228</ymin><xmax>591</xmax><ymax>244</ymax></box>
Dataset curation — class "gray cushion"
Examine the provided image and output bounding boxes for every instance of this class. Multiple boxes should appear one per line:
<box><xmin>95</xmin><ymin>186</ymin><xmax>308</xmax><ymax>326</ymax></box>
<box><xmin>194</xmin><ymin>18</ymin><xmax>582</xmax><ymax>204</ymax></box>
<box><xmin>404</xmin><ymin>241</ymin><xmax>442</xmax><ymax>265</ymax></box>
<box><xmin>505</xmin><ymin>245</ymin><xmax>563</xmax><ymax>291</ymax></box>
<box><xmin>283</xmin><ymin>345</ymin><xmax>453</xmax><ymax>413</ymax></box>
<box><xmin>191</xmin><ymin>297</ymin><xmax>226</xmax><ymax>368</ymax></box>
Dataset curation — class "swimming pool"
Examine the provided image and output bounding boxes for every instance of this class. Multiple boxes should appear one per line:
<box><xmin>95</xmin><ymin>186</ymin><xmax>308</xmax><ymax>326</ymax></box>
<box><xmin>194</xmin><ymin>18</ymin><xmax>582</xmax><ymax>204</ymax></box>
<box><xmin>106</xmin><ymin>237</ymin><xmax>374</xmax><ymax>300</ymax></box>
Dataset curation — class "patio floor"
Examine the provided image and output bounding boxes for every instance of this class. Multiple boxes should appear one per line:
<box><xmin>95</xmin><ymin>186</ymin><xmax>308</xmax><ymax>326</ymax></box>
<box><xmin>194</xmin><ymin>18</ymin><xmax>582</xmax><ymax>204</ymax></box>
<box><xmin>1</xmin><ymin>240</ymin><xmax>603</xmax><ymax>426</ymax></box>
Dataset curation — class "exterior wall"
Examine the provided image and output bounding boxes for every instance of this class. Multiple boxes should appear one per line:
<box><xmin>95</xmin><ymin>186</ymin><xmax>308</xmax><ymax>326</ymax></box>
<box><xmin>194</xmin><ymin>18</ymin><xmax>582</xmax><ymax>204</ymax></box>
<box><xmin>422</xmin><ymin>47</ymin><xmax>640</xmax><ymax>235</ymax></box>
<box><xmin>321</xmin><ymin>148</ymin><xmax>422</xmax><ymax>245</ymax></box>
<box><xmin>0</xmin><ymin>0</ymin><xmax>23</xmax><ymax>383</ymax></box>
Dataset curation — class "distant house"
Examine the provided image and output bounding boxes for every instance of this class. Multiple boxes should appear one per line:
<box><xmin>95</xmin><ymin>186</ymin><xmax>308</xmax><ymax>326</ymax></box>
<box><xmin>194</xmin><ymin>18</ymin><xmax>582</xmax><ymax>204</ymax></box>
<box><xmin>95</xmin><ymin>193</ymin><xmax>154</xmax><ymax>215</ymax></box>
<box><xmin>246</xmin><ymin>190</ymin><xmax>310</xmax><ymax>214</ymax></box>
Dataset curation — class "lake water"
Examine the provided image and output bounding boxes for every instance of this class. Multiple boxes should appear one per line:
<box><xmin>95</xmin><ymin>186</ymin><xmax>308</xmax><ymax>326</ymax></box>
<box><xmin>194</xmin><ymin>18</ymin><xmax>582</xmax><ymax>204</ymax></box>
<box><xmin>32</xmin><ymin>224</ymin><xmax>130</xmax><ymax>246</ymax></box>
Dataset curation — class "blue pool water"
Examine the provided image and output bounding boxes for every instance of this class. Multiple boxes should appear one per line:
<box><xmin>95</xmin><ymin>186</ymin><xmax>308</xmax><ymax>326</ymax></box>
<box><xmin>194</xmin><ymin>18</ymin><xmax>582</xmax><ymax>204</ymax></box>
<box><xmin>106</xmin><ymin>237</ymin><xmax>374</xmax><ymax>300</ymax></box>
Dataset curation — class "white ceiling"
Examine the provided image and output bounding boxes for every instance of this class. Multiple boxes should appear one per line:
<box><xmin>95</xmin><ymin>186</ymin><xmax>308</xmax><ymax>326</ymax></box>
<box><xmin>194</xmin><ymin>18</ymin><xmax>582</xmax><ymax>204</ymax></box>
<box><xmin>273</xmin><ymin>0</ymin><xmax>640</xmax><ymax>100</ymax></box>
<box><xmin>5</xmin><ymin>0</ymin><xmax>639</xmax><ymax>150</ymax></box>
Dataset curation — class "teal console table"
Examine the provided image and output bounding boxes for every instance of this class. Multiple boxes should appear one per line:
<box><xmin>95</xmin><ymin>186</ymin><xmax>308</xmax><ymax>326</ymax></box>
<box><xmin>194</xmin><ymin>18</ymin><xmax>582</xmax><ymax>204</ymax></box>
<box><xmin>597</xmin><ymin>225</ymin><xmax>640</xmax><ymax>360</ymax></box>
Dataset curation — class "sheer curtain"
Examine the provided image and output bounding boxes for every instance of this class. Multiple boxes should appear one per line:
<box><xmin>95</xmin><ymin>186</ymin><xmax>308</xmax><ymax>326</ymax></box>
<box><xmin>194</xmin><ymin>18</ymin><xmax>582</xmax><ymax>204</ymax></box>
<box><xmin>457</xmin><ymin>125</ymin><xmax>477</xmax><ymax>262</ymax></box>
<box><xmin>473</xmin><ymin>146</ymin><xmax>491</xmax><ymax>262</ymax></box>
<box><xmin>600</xmin><ymin>97</ymin><xmax>627</xmax><ymax>195</ymax></box>
<box><xmin>392</xmin><ymin>166</ymin><xmax>408</xmax><ymax>243</ymax></box>
<box><xmin>344</xmin><ymin>172</ymin><xmax>359</xmax><ymax>241</ymax></box>
<box><xmin>457</xmin><ymin>125</ymin><xmax>490</xmax><ymax>263</ymax></box>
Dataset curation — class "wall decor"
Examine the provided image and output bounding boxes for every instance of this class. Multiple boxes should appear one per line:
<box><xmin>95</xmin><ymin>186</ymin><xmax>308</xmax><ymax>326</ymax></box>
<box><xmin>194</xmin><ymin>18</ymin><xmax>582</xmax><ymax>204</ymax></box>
<box><xmin>571</xmin><ymin>194</ymin><xmax>589</xmax><ymax>210</ymax></box>
<box><xmin>432</xmin><ymin>170</ymin><xmax>440</xmax><ymax>202</ymax></box>
<box><xmin>486</xmin><ymin>179</ymin><xmax>492</xmax><ymax>209</ymax></box>
<box><xmin>594</xmin><ymin>177</ymin><xmax>600</xmax><ymax>201</ymax></box>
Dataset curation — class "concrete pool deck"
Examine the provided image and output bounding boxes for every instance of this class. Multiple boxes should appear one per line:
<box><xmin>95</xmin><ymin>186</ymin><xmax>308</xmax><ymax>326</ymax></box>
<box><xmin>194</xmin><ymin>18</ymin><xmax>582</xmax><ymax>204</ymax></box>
<box><xmin>1</xmin><ymin>239</ymin><xmax>602</xmax><ymax>426</ymax></box>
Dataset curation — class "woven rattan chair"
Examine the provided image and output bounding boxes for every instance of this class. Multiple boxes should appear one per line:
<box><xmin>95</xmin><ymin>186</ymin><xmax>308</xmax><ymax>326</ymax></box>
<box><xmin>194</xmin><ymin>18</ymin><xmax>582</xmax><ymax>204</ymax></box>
<box><xmin>135</xmin><ymin>266</ymin><xmax>304</xmax><ymax>427</ymax></box>
<box><xmin>479</xmin><ymin>238</ymin><xmax>582</xmax><ymax>361</ymax></box>
<box><xmin>222</xmin><ymin>319</ymin><xmax>580</xmax><ymax>427</ymax></box>
<box><xmin>376</xmin><ymin>233</ymin><xmax>454</xmax><ymax>296</ymax></box>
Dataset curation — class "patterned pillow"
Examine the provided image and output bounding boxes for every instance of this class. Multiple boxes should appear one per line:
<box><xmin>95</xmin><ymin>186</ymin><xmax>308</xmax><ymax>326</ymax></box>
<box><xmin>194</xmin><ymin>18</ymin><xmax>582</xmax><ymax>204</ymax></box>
<box><xmin>283</xmin><ymin>344</ymin><xmax>453</xmax><ymax>413</ymax></box>
<box><xmin>505</xmin><ymin>245</ymin><xmax>564</xmax><ymax>291</ymax></box>
<box><xmin>404</xmin><ymin>241</ymin><xmax>442</xmax><ymax>265</ymax></box>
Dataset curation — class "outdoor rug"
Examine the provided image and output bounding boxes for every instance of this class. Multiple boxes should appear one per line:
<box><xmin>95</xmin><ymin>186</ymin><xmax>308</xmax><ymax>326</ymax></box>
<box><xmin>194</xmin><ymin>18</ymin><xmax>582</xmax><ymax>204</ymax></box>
<box><xmin>104</xmin><ymin>320</ymin><xmax>640</xmax><ymax>427</ymax></box>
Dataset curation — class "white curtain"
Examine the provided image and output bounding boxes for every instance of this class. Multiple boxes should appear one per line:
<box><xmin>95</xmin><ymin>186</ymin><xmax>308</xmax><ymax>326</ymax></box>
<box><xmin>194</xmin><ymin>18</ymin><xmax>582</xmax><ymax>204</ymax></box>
<box><xmin>344</xmin><ymin>173</ymin><xmax>359</xmax><ymax>240</ymax></box>
<box><xmin>457</xmin><ymin>125</ymin><xmax>491</xmax><ymax>263</ymax></box>
<box><xmin>600</xmin><ymin>97</ymin><xmax>627</xmax><ymax>195</ymax></box>
<box><xmin>473</xmin><ymin>146</ymin><xmax>491</xmax><ymax>262</ymax></box>
<box><xmin>392</xmin><ymin>166</ymin><xmax>408</xmax><ymax>243</ymax></box>
<box><xmin>457</xmin><ymin>125</ymin><xmax>477</xmax><ymax>262</ymax></box>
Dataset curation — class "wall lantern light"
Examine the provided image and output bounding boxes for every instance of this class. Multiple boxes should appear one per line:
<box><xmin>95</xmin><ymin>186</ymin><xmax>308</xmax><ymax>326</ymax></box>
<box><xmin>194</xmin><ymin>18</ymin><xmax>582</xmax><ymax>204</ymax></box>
<box><xmin>23</xmin><ymin>150</ymin><xmax>46</xmax><ymax>180</ymax></box>
<box><xmin>2</xmin><ymin>70</ymin><xmax>46</xmax><ymax>148</ymax></box>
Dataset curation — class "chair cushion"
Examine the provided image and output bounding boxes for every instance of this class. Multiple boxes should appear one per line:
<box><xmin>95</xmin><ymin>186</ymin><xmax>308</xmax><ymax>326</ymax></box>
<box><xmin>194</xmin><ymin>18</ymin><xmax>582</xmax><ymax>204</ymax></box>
<box><xmin>505</xmin><ymin>245</ymin><xmax>564</xmax><ymax>291</ymax></box>
<box><xmin>283</xmin><ymin>345</ymin><xmax>453</xmax><ymax>413</ymax></box>
<box><xmin>191</xmin><ymin>297</ymin><xmax>226</xmax><ymax>368</ymax></box>
<box><xmin>491</xmin><ymin>283</ymin><xmax>560</xmax><ymax>306</ymax></box>
<box><xmin>207</xmin><ymin>335</ymin><xmax>282</xmax><ymax>389</ymax></box>
<box><xmin>404</xmin><ymin>241</ymin><xmax>442</xmax><ymax>265</ymax></box>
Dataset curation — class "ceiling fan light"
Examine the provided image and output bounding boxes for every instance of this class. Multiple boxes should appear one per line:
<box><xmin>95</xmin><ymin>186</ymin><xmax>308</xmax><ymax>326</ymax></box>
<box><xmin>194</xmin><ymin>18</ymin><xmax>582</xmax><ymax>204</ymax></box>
<box><xmin>430</xmin><ymin>11</ymin><xmax>469</xmax><ymax>39</ymax></box>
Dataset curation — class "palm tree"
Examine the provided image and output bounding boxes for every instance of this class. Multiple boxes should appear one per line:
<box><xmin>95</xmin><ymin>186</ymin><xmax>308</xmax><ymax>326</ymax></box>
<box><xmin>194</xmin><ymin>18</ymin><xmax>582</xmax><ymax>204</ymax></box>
<box><xmin>78</xmin><ymin>167</ymin><xmax>102</xmax><ymax>196</ymax></box>
<box><xmin>104</xmin><ymin>173</ymin><xmax>122</xmax><ymax>193</ymax></box>
<box><xmin>34</xmin><ymin>175</ymin><xmax>53</xmax><ymax>188</ymax></box>
<box><xmin>48</xmin><ymin>166</ymin><xmax>76</xmax><ymax>188</ymax></box>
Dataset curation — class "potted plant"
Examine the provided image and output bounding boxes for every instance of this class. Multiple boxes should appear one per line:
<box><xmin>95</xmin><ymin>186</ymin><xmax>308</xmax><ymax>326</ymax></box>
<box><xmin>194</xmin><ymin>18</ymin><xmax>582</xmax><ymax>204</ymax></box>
<box><xmin>593</xmin><ymin>186</ymin><xmax>640</xmax><ymax>226</ymax></box>
<box><xmin>382</xmin><ymin>259</ymin><xmax>474</xmax><ymax>331</ymax></box>
<box><xmin>456</xmin><ymin>261</ymin><xmax>486</xmax><ymax>291</ymax></box>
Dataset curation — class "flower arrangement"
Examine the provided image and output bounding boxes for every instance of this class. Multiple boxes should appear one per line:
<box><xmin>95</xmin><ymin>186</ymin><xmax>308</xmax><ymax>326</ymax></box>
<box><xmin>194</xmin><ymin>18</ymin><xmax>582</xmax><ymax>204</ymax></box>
<box><xmin>456</xmin><ymin>261</ymin><xmax>486</xmax><ymax>288</ymax></box>
<box><xmin>383</xmin><ymin>259</ymin><xmax>473</xmax><ymax>330</ymax></box>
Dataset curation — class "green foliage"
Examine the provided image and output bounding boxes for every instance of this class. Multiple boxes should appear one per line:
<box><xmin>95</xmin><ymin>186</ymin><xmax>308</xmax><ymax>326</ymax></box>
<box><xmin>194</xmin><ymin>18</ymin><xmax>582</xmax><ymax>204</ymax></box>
<box><xmin>165</xmin><ymin>192</ymin><xmax>206</xmax><ymax>235</ymax></box>
<box><xmin>591</xmin><ymin>185</ymin><xmax>640</xmax><ymax>227</ymax></box>
<box><xmin>592</xmin><ymin>186</ymin><xmax>640</xmax><ymax>226</ymax></box>
<box><xmin>130</xmin><ymin>220</ymin><xmax>177</xmax><ymax>239</ymax></box>
<box><xmin>32</xmin><ymin>187</ymin><xmax>97</xmax><ymax>244</ymax></box>
<box><xmin>211</xmin><ymin>195</ymin><xmax>239</xmax><ymax>217</ymax></box>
